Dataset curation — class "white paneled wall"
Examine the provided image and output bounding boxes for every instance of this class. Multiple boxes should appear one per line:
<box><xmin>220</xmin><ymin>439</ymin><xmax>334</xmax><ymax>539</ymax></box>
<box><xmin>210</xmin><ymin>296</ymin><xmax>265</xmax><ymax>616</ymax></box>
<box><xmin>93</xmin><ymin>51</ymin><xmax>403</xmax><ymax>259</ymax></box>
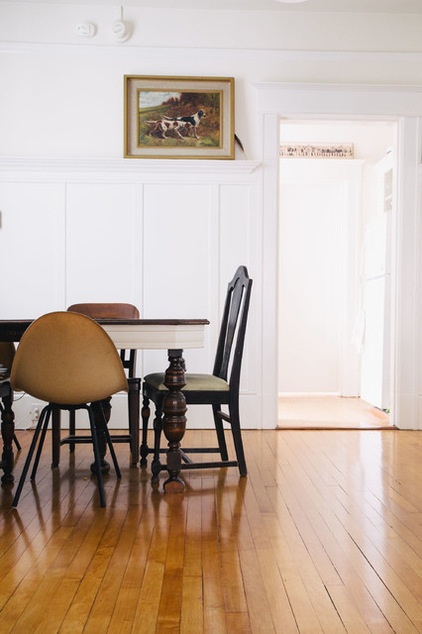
<box><xmin>0</xmin><ymin>159</ymin><xmax>261</xmax><ymax>430</ymax></box>
<box><xmin>0</xmin><ymin>182</ymin><xmax>66</xmax><ymax>318</ymax></box>
<box><xmin>66</xmin><ymin>183</ymin><xmax>142</xmax><ymax>308</ymax></box>
<box><xmin>142</xmin><ymin>183</ymin><xmax>215</xmax><ymax>319</ymax></box>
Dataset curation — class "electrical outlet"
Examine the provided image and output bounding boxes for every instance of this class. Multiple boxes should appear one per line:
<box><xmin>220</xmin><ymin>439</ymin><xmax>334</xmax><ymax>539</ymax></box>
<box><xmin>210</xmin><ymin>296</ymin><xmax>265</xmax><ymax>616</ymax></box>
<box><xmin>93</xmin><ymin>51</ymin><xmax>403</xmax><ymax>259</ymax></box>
<box><xmin>30</xmin><ymin>405</ymin><xmax>40</xmax><ymax>423</ymax></box>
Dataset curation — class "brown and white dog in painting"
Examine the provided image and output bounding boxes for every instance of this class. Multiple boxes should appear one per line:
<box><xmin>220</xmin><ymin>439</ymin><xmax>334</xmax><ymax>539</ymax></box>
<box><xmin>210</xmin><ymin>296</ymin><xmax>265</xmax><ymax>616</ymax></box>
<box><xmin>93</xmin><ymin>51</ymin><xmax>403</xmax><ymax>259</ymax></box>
<box><xmin>145</xmin><ymin>110</ymin><xmax>206</xmax><ymax>140</ymax></box>
<box><xmin>163</xmin><ymin>110</ymin><xmax>206</xmax><ymax>139</ymax></box>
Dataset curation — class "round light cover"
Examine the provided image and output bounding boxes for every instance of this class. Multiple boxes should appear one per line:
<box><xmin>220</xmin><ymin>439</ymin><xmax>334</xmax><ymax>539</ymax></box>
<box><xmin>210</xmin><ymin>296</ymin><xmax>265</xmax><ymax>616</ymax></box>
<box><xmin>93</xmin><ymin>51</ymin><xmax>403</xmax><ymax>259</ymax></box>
<box><xmin>111</xmin><ymin>20</ymin><xmax>130</xmax><ymax>42</ymax></box>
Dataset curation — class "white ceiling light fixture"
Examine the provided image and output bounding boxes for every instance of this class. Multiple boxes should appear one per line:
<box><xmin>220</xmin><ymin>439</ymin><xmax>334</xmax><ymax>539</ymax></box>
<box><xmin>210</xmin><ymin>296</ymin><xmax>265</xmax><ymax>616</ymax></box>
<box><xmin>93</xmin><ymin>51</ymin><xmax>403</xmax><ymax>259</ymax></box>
<box><xmin>275</xmin><ymin>0</ymin><xmax>309</xmax><ymax>3</ymax></box>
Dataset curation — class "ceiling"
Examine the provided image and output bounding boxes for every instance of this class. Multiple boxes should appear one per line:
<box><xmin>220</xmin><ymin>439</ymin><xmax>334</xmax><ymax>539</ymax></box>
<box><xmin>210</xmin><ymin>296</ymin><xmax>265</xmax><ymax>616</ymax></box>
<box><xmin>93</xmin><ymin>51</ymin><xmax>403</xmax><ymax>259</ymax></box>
<box><xmin>1</xmin><ymin>0</ymin><xmax>422</xmax><ymax>13</ymax></box>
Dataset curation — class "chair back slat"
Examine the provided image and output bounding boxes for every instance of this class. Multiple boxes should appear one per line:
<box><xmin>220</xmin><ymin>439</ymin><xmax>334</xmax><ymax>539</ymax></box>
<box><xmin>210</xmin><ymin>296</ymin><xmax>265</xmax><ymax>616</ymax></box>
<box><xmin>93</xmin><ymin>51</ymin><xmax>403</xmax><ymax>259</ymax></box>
<box><xmin>213</xmin><ymin>266</ymin><xmax>252</xmax><ymax>389</ymax></box>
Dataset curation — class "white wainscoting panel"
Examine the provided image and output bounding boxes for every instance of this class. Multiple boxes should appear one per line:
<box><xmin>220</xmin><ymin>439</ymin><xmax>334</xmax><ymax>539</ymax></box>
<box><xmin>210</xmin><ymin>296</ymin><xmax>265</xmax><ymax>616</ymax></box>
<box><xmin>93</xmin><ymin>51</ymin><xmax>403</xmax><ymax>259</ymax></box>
<box><xmin>65</xmin><ymin>182</ymin><xmax>142</xmax><ymax>309</ymax></box>
<box><xmin>0</xmin><ymin>182</ymin><xmax>66</xmax><ymax>319</ymax></box>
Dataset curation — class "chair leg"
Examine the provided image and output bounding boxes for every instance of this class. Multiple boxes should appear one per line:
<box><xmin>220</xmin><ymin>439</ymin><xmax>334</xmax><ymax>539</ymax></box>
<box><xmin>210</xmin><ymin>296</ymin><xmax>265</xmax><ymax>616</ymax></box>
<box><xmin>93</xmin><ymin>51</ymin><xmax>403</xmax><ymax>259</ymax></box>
<box><xmin>87</xmin><ymin>406</ymin><xmax>107</xmax><ymax>508</ymax></box>
<box><xmin>96</xmin><ymin>406</ymin><xmax>121</xmax><ymax>479</ymax></box>
<box><xmin>140</xmin><ymin>396</ymin><xmax>150</xmax><ymax>466</ymax></box>
<box><xmin>51</xmin><ymin>408</ymin><xmax>61</xmax><ymax>468</ymax></box>
<box><xmin>13</xmin><ymin>434</ymin><xmax>21</xmax><ymax>451</ymax></box>
<box><xmin>212</xmin><ymin>404</ymin><xmax>229</xmax><ymax>461</ymax></box>
<box><xmin>12</xmin><ymin>406</ymin><xmax>50</xmax><ymax>507</ymax></box>
<box><xmin>68</xmin><ymin>410</ymin><xmax>76</xmax><ymax>452</ymax></box>
<box><xmin>229</xmin><ymin>399</ymin><xmax>247</xmax><ymax>477</ymax></box>
<box><xmin>30</xmin><ymin>409</ymin><xmax>52</xmax><ymax>480</ymax></box>
<box><xmin>128</xmin><ymin>377</ymin><xmax>140</xmax><ymax>467</ymax></box>
<box><xmin>151</xmin><ymin>402</ymin><xmax>164</xmax><ymax>481</ymax></box>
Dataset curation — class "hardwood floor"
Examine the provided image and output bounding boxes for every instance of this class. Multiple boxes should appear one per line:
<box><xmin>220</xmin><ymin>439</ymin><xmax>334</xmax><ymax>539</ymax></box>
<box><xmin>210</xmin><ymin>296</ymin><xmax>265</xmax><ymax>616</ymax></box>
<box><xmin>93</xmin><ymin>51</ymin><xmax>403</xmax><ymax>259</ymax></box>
<box><xmin>1</xmin><ymin>427</ymin><xmax>422</xmax><ymax>632</ymax></box>
<box><xmin>278</xmin><ymin>395</ymin><xmax>393</xmax><ymax>429</ymax></box>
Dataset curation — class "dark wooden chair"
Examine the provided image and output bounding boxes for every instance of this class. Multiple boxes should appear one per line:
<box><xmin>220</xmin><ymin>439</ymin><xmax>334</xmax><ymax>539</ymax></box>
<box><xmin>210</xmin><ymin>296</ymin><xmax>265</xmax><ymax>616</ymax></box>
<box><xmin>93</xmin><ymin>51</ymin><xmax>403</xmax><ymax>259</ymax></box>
<box><xmin>141</xmin><ymin>266</ymin><xmax>252</xmax><ymax>480</ymax></box>
<box><xmin>0</xmin><ymin>342</ymin><xmax>21</xmax><ymax>452</ymax></box>
<box><xmin>56</xmin><ymin>303</ymin><xmax>141</xmax><ymax>466</ymax></box>
<box><xmin>11</xmin><ymin>311</ymin><xmax>126</xmax><ymax>507</ymax></box>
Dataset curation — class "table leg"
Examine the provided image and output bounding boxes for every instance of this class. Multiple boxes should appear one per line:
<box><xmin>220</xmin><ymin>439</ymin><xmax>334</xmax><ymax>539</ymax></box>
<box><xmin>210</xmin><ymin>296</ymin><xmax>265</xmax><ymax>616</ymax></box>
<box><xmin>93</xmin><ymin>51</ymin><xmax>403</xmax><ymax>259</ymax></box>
<box><xmin>162</xmin><ymin>348</ymin><xmax>186</xmax><ymax>492</ymax></box>
<box><xmin>1</xmin><ymin>389</ymin><xmax>15</xmax><ymax>484</ymax></box>
<box><xmin>128</xmin><ymin>377</ymin><xmax>140</xmax><ymax>467</ymax></box>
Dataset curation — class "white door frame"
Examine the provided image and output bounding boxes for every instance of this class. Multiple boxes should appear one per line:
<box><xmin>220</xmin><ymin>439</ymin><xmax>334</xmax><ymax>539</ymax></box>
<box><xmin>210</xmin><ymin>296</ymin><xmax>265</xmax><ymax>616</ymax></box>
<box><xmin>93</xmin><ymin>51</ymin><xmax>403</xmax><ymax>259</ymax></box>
<box><xmin>256</xmin><ymin>83</ymin><xmax>422</xmax><ymax>430</ymax></box>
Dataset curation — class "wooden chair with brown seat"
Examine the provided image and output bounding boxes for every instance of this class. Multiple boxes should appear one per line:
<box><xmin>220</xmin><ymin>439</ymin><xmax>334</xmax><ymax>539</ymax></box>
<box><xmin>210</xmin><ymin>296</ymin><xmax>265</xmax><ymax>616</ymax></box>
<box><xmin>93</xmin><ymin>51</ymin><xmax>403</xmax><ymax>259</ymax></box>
<box><xmin>11</xmin><ymin>311</ymin><xmax>127</xmax><ymax>507</ymax></box>
<box><xmin>141</xmin><ymin>266</ymin><xmax>252</xmax><ymax>481</ymax></box>
<box><xmin>56</xmin><ymin>303</ymin><xmax>141</xmax><ymax>467</ymax></box>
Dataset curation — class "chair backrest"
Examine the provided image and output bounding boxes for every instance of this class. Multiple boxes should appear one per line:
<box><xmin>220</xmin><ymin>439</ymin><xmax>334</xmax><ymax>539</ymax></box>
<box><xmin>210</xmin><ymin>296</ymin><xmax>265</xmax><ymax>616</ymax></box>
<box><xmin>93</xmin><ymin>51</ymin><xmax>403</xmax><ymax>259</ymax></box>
<box><xmin>11</xmin><ymin>311</ymin><xmax>128</xmax><ymax>405</ymax></box>
<box><xmin>213</xmin><ymin>266</ymin><xmax>253</xmax><ymax>391</ymax></box>
<box><xmin>67</xmin><ymin>303</ymin><xmax>140</xmax><ymax>378</ymax></box>
<box><xmin>0</xmin><ymin>342</ymin><xmax>15</xmax><ymax>379</ymax></box>
<box><xmin>66</xmin><ymin>303</ymin><xmax>140</xmax><ymax>320</ymax></box>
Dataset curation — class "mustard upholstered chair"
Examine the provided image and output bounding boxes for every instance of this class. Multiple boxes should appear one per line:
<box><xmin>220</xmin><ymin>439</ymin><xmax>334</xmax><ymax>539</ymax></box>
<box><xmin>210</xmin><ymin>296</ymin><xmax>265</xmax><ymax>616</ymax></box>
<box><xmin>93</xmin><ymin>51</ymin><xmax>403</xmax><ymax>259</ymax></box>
<box><xmin>141</xmin><ymin>266</ymin><xmax>252</xmax><ymax>480</ymax></box>
<box><xmin>11</xmin><ymin>311</ymin><xmax>128</xmax><ymax>508</ymax></box>
<box><xmin>57</xmin><ymin>303</ymin><xmax>141</xmax><ymax>466</ymax></box>
<box><xmin>0</xmin><ymin>342</ymin><xmax>21</xmax><ymax>451</ymax></box>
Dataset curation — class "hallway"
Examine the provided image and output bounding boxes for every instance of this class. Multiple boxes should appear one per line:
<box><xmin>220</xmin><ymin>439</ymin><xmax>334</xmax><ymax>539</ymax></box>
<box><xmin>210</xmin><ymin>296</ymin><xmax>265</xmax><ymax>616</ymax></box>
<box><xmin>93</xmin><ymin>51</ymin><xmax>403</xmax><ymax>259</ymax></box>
<box><xmin>278</xmin><ymin>395</ymin><xmax>393</xmax><ymax>430</ymax></box>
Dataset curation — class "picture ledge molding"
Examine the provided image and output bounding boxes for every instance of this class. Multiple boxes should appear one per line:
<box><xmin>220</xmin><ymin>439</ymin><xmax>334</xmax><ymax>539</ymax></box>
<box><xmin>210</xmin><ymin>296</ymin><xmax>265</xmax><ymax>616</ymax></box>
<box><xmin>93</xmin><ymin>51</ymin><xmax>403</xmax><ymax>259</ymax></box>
<box><xmin>0</xmin><ymin>157</ymin><xmax>261</xmax><ymax>182</ymax></box>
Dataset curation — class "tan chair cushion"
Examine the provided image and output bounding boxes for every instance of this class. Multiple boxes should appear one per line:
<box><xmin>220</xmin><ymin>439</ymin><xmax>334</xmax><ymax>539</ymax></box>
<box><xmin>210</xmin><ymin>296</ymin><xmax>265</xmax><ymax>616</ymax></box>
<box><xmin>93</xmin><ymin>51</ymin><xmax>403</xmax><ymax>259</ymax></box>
<box><xmin>144</xmin><ymin>372</ymin><xmax>229</xmax><ymax>392</ymax></box>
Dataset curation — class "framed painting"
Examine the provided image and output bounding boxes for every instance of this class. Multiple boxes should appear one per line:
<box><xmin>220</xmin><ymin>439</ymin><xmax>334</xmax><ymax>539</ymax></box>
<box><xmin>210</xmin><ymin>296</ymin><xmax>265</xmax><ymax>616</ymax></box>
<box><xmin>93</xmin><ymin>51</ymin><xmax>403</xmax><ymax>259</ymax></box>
<box><xmin>124</xmin><ymin>75</ymin><xmax>235</xmax><ymax>159</ymax></box>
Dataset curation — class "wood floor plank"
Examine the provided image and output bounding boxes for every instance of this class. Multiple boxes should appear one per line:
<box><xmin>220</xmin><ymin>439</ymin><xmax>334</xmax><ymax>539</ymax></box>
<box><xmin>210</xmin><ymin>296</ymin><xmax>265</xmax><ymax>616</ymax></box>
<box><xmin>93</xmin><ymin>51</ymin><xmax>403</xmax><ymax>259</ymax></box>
<box><xmin>131</xmin><ymin>561</ymin><xmax>165</xmax><ymax>633</ymax></box>
<box><xmin>58</xmin><ymin>509</ymin><xmax>128</xmax><ymax>633</ymax></box>
<box><xmin>254</xmin><ymin>547</ymin><xmax>298</xmax><ymax>634</ymax></box>
<box><xmin>180</xmin><ymin>575</ymin><xmax>203</xmax><ymax>634</ymax></box>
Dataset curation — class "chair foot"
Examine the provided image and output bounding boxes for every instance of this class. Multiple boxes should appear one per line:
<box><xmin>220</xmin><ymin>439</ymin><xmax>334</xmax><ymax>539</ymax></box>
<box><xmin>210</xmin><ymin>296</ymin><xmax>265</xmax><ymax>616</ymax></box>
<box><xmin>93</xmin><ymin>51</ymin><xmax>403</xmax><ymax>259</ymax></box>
<box><xmin>163</xmin><ymin>476</ymin><xmax>184</xmax><ymax>493</ymax></box>
<box><xmin>151</xmin><ymin>457</ymin><xmax>162</xmax><ymax>481</ymax></box>
<box><xmin>90</xmin><ymin>459</ymin><xmax>111</xmax><ymax>474</ymax></box>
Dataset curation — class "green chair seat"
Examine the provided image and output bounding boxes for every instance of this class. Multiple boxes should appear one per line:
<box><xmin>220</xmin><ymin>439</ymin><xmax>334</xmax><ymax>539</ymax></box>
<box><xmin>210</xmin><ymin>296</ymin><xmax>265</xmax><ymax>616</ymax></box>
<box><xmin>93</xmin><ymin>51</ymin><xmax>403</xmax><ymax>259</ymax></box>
<box><xmin>144</xmin><ymin>372</ymin><xmax>230</xmax><ymax>392</ymax></box>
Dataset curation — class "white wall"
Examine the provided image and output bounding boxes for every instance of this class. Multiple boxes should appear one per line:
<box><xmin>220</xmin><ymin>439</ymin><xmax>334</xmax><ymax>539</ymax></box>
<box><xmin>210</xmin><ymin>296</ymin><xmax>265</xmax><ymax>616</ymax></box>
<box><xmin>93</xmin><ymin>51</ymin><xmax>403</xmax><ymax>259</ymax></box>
<box><xmin>279</xmin><ymin>173</ymin><xmax>348</xmax><ymax>394</ymax></box>
<box><xmin>2</xmin><ymin>5</ymin><xmax>422</xmax><ymax>161</ymax></box>
<box><xmin>2</xmin><ymin>3</ymin><xmax>422</xmax><ymax>429</ymax></box>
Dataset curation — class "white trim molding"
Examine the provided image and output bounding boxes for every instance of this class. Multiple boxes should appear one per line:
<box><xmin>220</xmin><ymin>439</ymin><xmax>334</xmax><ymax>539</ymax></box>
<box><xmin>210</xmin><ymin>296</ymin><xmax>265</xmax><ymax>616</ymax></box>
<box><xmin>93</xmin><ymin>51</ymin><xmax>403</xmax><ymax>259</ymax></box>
<box><xmin>0</xmin><ymin>157</ymin><xmax>260</xmax><ymax>183</ymax></box>
<box><xmin>254</xmin><ymin>82</ymin><xmax>422</xmax><ymax>118</ymax></box>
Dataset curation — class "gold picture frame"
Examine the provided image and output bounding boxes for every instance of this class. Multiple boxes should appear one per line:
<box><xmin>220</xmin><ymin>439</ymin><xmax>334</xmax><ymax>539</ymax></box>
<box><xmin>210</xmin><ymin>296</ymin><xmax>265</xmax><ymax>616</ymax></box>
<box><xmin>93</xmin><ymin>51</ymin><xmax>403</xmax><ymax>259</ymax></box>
<box><xmin>124</xmin><ymin>75</ymin><xmax>235</xmax><ymax>159</ymax></box>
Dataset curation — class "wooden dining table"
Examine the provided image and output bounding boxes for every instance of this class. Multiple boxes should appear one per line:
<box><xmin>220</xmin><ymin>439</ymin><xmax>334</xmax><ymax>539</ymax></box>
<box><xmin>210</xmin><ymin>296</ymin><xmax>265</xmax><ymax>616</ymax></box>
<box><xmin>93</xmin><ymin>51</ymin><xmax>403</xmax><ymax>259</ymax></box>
<box><xmin>0</xmin><ymin>317</ymin><xmax>209</xmax><ymax>492</ymax></box>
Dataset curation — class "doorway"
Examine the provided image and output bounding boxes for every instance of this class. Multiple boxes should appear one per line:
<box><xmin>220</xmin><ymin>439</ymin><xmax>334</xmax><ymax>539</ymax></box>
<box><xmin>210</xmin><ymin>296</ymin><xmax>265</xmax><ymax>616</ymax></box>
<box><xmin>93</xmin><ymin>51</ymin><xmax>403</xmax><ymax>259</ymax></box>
<box><xmin>277</xmin><ymin>119</ymin><xmax>396</xmax><ymax>429</ymax></box>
